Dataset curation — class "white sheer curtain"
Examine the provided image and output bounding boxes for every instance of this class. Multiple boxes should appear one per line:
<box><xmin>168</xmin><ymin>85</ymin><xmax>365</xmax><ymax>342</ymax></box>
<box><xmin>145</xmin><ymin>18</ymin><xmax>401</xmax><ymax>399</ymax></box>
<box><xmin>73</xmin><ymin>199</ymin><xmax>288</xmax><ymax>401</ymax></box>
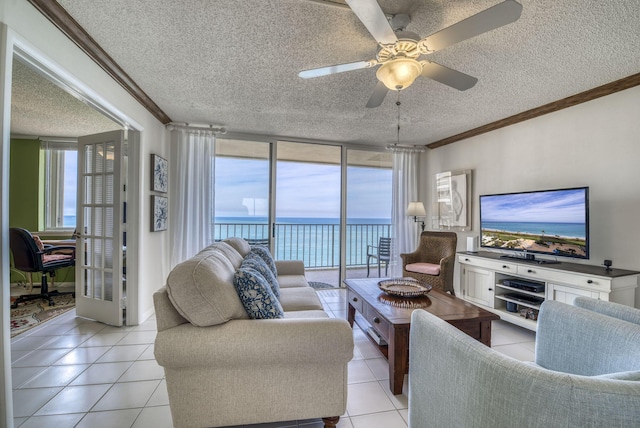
<box><xmin>169</xmin><ymin>128</ymin><xmax>215</xmax><ymax>268</ymax></box>
<box><xmin>390</xmin><ymin>146</ymin><xmax>424</xmax><ymax>277</ymax></box>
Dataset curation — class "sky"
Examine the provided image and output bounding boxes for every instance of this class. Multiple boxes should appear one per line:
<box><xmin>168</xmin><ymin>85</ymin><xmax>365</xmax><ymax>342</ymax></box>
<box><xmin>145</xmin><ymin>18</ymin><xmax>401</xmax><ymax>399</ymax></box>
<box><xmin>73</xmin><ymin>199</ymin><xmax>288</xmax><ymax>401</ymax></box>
<box><xmin>480</xmin><ymin>188</ymin><xmax>587</xmax><ymax>223</ymax></box>
<box><xmin>215</xmin><ymin>157</ymin><xmax>392</xmax><ymax>220</ymax></box>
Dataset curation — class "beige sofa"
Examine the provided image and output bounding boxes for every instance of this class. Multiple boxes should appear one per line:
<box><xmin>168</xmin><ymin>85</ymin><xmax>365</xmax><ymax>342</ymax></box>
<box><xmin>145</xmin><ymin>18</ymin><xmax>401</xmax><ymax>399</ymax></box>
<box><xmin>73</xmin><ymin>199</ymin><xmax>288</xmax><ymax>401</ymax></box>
<box><xmin>153</xmin><ymin>238</ymin><xmax>354</xmax><ymax>428</ymax></box>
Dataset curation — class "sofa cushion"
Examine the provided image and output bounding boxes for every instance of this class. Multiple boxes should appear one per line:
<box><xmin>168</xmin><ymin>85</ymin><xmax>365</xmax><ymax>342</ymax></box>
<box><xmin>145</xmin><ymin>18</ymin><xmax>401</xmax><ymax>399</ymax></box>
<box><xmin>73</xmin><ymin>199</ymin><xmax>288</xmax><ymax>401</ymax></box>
<box><xmin>250</xmin><ymin>245</ymin><xmax>278</xmax><ymax>276</ymax></box>
<box><xmin>233</xmin><ymin>267</ymin><xmax>284</xmax><ymax>319</ymax></box>
<box><xmin>223</xmin><ymin>237</ymin><xmax>252</xmax><ymax>257</ymax></box>
<box><xmin>166</xmin><ymin>246</ymin><xmax>248</xmax><ymax>327</ymax></box>
<box><xmin>279</xmin><ymin>287</ymin><xmax>323</xmax><ymax>312</ymax></box>
<box><xmin>277</xmin><ymin>275</ymin><xmax>309</xmax><ymax>289</ymax></box>
<box><xmin>203</xmin><ymin>241</ymin><xmax>244</xmax><ymax>269</ymax></box>
<box><xmin>242</xmin><ymin>255</ymin><xmax>280</xmax><ymax>298</ymax></box>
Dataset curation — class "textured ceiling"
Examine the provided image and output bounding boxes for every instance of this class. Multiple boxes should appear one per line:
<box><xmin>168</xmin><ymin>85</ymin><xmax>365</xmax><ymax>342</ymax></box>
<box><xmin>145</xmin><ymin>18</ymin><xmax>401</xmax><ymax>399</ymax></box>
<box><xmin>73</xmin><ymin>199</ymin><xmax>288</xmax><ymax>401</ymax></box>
<box><xmin>10</xmin><ymin>58</ymin><xmax>121</xmax><ymax>139</ymax></box>
<box><xmin>15</xmin><ymin>0</ymin><xmax>640</xmax><ymax>146</ymax></box>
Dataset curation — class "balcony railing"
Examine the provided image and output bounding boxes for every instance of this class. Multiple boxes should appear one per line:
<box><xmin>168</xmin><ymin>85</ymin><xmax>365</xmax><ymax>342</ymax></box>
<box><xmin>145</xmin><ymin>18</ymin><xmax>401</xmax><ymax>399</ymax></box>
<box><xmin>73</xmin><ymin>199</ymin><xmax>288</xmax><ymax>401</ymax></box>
<box><xmin>215</xmin><ymin>223</ymin><xmax>392</xmax><ymax>269</ymax></box>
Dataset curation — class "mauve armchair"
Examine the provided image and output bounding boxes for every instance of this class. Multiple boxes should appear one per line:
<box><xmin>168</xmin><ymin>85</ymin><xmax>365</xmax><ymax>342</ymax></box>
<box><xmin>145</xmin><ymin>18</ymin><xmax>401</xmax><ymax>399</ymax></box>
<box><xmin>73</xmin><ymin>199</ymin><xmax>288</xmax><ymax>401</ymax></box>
<box><xmin>401</xmin><ymin>231</ymin><xmax>457</xmax><ymax>295</ymax></box>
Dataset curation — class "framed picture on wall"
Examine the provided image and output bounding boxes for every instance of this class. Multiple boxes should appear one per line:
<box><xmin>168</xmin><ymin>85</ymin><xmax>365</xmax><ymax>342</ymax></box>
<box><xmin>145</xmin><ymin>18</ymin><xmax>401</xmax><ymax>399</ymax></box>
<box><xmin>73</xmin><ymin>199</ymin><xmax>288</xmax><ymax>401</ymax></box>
<box><xmin>434</xmin><ymin>169</ymin><xmax>472</xmax><ymax>231</ymax></box>
<box><xmin>151</xmin><ymin>154</ymin><xmax>168</xmax><ymax>193</ymax></box>
<box><xmin>151</xmin><ymin>195</ymin><xmax>168</xmax><ymax>232</ymax></box>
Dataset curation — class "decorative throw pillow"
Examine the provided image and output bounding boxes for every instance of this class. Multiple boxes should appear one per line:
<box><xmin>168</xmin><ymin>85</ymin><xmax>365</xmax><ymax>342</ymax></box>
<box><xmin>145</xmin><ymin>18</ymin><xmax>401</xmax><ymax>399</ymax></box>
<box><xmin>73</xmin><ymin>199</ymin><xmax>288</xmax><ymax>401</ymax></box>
<box><xmin>250</xmin><ymin>245</ymin><xmax>278</xmax><ymax>276</ymax></box>
<box><xmin>242</xmin><ymin>255</ymin><xmax>280</xmax><ymax>299</ymax></box>
<box><xmin>233</xmin><ymin>267</ymin><xmax>284</xmax><ymax>319</ymax></box>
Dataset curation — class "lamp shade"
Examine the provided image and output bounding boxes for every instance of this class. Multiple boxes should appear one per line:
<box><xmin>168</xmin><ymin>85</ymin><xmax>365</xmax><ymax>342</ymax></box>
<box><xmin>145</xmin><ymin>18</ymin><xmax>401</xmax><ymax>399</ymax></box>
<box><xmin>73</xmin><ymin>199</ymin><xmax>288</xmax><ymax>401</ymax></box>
<box><xmin>376</xmin><ymin>58</ymin><xmax>423</xmax><ymax>90</ymax></box>
<box><xmin>407</xmin><ymin>201</ymin><xmax>426</xmax><ymax>217</ymax></box>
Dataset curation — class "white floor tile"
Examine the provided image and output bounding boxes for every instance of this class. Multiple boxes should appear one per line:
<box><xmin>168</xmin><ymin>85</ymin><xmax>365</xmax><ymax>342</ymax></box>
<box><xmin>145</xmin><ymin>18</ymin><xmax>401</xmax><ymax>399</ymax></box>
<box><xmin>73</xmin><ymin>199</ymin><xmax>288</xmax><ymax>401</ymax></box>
<box><xmin>351</xmin><ymin>410</ymin><xmax>407</xmax><ymax>428</ymax></box>
<box><xmin>13</xmin><ymin>417</ymin><xmax>28</xmax><ymax>427</ymax></box>
<box><xmin>146</xmin><ymin>380</ymin><xmax>170</xmax><ymax>407</ymax></box>
<box><xmin>20</xmin><ymin>364</ymin><xmax>89</xmax><ymax>388</ymax></box>
<box><xmin>12</xmin><ymin>366</ymin><xmax>47</xmax><ymax>388</ymax></box>
<box><xmin>118</xmin><ymin>331</ymin><xmax>157</xmax><ymax>345</ymax></box>
<box><xmin>70</xmin><ymin>362</ymin><xmax>133</xmax><ymax>385</ymax></box>
<box><xmin>79</xmin><ymin>332</ymin><xmax>128</xmax><ymax>347</ymax></box>
<box><xmin>138</xmin><ymin>344</ymin><xmax>156</xmax><ymax>360</ymax></box>
<box><xmin>11</xmin><ymin>336</ymin><xmax>56</xmax><ymax>351</ymax></box>
<box><xmin>96</xmin><ymin>344</ymin><xmax>149</xmax><ymax>363</ymax></box>
<box><xmin>39</xmin><ymin>334</ymin><xmax>93</xmax><ymax>349</ymax></box>
<box><xmin>18</xmin><ymin>413</ymin><xmax>85</xmax><ymax>428</ymax></box>
<box><xmin>92</xmin><ymin>380</ymin><xmax>161</xmax><ymax>411</ymax></box>
<box><xmin>364</xmin><ymin>357</ymin><xmax>390</xmax><ymax>381</ymax></box>
<box><xmin>13</xmin><ymin>387</ymin><xmax>62</xmax><ymax>417</ymax></box>
<box><xmin>76</xmin><ymin>408</ymin><xmax>142</xmax><ymax>428</ymax></box>
<box><xmin>491</xmin><ymin>326</ymin><xmax>536</xmax><ymax>346</ymax></box>
<box><xmin>118</xmin><ymin>360</ymin><xmax>165</xmax><ymax>382</ymax></box>
<box><xmin>13</xmin><ymin>348</ymin><xmax>71</xmax><ymax>367</ymax></box>
<box><xmin>53</xmin><ymin>346</ymin><xmax>110</xmax><ymax>365</ymax></box>
<box><xmin>348</xmin><ymin>360</ymin><xmax>377</xmax><ymax>384</ymax></box>
<box><xmin>346</xmin><ymin>381</ymin><xmax>396</xmax><ymax>416</ymax></box>
<box><xmin>131</xmin><ymin>405</ymin><xmax>174</xmax><ymax>428</ymax></box>
<box><xmin>35</xmin><ymin>384</ymin><xmax>111</xmax><ymax>415</ymax></box>
<box><xmin>354</xmin><ymin>339</ymin><xmax>384</xmax><ymax>359</ymax></box>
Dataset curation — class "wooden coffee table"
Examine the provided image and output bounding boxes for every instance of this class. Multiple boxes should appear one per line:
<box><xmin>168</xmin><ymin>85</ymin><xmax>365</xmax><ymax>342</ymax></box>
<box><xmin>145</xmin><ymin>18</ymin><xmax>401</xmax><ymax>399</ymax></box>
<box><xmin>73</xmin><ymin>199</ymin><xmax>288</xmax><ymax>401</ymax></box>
<box><xmin>345</xmin><ymin>278</ymin><xmax>499</xmax><ymax>395</ymax></box>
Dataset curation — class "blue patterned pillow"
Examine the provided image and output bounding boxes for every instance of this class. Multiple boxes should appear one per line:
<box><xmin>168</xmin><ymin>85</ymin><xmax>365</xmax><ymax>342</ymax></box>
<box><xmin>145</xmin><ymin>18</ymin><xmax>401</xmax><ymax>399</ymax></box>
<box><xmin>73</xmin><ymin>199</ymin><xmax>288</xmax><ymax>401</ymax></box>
<box><xmin>242</xmin><ymin>255</ymin><xmax>280</xmax><ymax>299</ymax></box>
<box><xmin>250</xmin><ymin>246</ymin><xmax>278</xmax><ymax>276</ymax></box>
<box><xmin>233</xmin><ymin>267</ymin><xmax>284</xmax><ymax>319</ymax></box>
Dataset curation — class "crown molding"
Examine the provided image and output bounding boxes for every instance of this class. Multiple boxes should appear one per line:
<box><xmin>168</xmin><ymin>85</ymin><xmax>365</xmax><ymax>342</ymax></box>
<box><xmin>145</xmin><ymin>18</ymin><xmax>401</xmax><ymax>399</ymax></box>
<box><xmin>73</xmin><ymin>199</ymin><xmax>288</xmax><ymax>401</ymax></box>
<box><xmin>27</xmin><ymin>0</ymin><xmax>172</xmax><ymax>124</ymax></box>
<box><xmin>427</xmin><ymin>72</ymin><xmax>640</xmax><ymax>149</ymax></box>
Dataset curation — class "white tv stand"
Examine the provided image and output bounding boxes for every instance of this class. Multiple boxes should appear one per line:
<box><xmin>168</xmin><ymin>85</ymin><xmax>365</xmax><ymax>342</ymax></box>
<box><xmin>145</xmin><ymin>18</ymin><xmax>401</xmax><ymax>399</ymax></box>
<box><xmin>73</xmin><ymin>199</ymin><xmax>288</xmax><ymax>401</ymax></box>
<box><xmin>458</xmin><ymin>252</ymin><xmax>639</xmax><ymax>331</ymax></box>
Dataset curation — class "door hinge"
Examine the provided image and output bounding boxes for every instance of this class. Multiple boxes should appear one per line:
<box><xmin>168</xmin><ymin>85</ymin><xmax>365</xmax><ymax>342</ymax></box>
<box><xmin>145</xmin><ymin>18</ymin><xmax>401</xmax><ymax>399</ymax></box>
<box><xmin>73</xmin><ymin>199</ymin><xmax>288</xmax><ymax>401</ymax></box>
<box><xmin>120</xmin><ymin>297</ymin><xmax>127</xmax><ymax>309</ymax></box>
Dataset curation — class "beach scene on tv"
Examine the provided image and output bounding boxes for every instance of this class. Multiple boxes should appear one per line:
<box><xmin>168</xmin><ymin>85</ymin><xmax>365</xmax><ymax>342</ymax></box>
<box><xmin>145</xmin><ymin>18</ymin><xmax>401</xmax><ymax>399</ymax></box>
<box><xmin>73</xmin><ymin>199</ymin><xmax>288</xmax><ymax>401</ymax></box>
<box><xmin>480</xmin><ymin>188</ymin><xmax>588</xmax><ymax>258</ymax></box>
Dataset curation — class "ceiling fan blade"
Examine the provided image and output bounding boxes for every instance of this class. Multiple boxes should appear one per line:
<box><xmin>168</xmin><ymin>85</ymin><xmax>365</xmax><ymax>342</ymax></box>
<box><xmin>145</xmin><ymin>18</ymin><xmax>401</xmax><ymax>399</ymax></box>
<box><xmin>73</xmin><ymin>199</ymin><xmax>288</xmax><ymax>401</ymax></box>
<box><xmin>345</xmin><ymin>0</ymin><xmax>398</xmax><ymax>45</ymax></box>
<box><xmin>366</xmin><ymin>81</ymin><xmax>389</xmax><ymax>108</ymax></box>
<box><xmin>420</xmin><ymin>0</ymin><xmax>522</xmax><ymax>53</ymax></box>
<box><xmin>298</xmin><ymin>60</ymin><xmax>375</xmax><ymax>79</ymax></box>
<box><xmin>421</xmin><ymin>62</ymin><xmax>478</xmax><ymax>91</ymax></box>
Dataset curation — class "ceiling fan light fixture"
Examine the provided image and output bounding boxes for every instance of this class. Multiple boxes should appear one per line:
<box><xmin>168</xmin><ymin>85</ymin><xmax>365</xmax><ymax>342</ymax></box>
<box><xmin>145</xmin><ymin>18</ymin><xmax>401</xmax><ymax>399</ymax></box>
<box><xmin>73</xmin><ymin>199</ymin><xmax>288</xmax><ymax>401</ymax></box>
<box><xmin>376</xmin><ymin>58</ymin><xmax>422</xmax><ymax>90</ymax></box>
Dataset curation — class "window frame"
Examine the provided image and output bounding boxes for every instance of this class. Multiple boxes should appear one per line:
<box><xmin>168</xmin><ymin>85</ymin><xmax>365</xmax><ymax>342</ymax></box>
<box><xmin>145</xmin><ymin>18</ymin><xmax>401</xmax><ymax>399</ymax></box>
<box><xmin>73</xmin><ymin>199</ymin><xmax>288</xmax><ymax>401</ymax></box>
<box><xmin>42</xmin><ymin>140</ymin><xmax>77</xmax><ymax>231</ymax></box>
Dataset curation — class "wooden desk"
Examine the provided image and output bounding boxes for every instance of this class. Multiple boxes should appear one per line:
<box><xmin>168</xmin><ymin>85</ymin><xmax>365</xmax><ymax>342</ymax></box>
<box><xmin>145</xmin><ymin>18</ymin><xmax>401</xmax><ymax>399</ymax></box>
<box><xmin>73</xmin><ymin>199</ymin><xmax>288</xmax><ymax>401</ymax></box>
<box><xmin>345</xmin><ymin>278</ymin><xmax>499</xmax><ymax>394</ymax></box>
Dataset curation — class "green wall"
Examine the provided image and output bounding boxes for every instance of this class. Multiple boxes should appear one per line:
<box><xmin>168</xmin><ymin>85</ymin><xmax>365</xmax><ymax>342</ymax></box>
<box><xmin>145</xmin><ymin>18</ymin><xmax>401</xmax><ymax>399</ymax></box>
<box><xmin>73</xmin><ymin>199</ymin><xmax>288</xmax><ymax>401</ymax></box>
<box><xmin>9</xmin><ymin>138</ymin><xmax>41</xmax><ymax>231</ymax></box>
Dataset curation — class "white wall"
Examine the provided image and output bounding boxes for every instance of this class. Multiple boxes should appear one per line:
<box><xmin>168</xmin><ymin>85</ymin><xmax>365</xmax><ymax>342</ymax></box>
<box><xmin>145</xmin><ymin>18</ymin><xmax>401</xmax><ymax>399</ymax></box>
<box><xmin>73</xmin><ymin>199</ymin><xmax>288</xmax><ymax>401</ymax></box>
<box><xmin>1</xmin><ymin>2</ymin><xmax>170</xmax><ymax>425</ymax></box>
<box><xmin>423</xmin><ymin>85</ymin><xmax>640</xmax><ymax>308</ymax></box>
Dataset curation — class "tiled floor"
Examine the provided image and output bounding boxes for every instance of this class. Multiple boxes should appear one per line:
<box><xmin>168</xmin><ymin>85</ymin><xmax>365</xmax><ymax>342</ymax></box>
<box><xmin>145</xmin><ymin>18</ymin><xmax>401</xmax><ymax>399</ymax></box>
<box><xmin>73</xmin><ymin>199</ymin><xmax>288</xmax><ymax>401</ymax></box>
<box><xmin>11</xmin><ymin>288</ymin><xmax>536</xmax><ymax>428</ymax></box>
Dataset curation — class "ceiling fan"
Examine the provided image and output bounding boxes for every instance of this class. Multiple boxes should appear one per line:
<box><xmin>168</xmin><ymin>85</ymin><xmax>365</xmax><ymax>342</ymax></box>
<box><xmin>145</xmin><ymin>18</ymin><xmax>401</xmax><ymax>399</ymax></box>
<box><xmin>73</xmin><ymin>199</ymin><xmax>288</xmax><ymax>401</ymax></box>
<box><xmin>299</xmin><ymin>0</ymin><xmax>522</xmax><ymax>108</ymax></box>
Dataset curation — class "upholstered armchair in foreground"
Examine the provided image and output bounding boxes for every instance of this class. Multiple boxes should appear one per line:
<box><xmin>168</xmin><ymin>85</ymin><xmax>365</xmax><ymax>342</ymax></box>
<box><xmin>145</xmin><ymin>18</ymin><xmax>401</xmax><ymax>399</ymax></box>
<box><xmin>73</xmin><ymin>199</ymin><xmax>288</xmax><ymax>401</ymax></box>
<box><xmin>408</xmin><ymin>298</ymin><xmax>640</xmax><ymax>427</ymax></box>
<box><xmin>400</xmin><ymin>231</ymin><xmax>457</xmax><ymax>295</ymax></box>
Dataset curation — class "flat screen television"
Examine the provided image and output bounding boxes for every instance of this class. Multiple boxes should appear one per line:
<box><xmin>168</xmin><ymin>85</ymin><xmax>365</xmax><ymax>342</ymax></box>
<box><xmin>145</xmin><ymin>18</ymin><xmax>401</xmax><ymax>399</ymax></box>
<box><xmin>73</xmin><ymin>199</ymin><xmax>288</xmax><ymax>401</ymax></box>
<box><xmin>479</xmin><ymin>187</ymin><xmax>589</xmax><ymax>260</ymax></box>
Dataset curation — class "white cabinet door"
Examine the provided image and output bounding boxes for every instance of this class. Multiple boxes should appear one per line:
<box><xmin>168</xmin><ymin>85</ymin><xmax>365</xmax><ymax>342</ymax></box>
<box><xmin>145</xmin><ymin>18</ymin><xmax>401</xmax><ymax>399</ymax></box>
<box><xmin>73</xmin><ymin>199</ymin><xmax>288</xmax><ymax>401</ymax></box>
<box><xmin>548</xmin><ymin>283</ymin><xmax>601</xmax><ymax>305</ymax></box>
<box><xmin>462</xmin><ymin>266</ymin><xmax>494</xmax><ymax>307</ymax></box>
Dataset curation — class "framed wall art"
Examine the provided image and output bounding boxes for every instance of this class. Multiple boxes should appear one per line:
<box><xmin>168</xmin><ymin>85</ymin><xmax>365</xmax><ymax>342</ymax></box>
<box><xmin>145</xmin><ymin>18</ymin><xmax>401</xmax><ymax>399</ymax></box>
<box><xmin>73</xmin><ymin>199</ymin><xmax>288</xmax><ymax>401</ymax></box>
<box><xmin>433</xmin><ymin>169</ymin><xmax>472</xmax><ymax>231</ymax></box>
<box><xmin>151</xmin><ymin>154</ymin><xmax>168</xmax><ymax>193</ymax></box>
<box><xmin>151</xmin><ymin>195</ymin><xmax>168</xmax><ymax>232</ymax></box>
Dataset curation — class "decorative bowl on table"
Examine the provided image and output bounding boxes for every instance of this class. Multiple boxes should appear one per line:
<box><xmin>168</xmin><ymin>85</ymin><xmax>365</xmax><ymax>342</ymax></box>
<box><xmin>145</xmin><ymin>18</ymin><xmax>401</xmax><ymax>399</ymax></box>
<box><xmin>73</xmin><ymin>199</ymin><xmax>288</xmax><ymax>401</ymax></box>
<box><xmin>378</xmin><ymin>278</ymin><xmax>432</xmax><ymax>297</ymax></box>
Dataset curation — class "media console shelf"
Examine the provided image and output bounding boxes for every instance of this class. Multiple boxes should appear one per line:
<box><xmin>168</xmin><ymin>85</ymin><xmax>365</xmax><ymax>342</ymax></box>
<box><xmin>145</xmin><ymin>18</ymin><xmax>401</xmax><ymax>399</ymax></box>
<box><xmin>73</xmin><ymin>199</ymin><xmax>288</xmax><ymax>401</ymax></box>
<box><xmin>458</xmin><ymin>251</ymin><xmax>639</xmax><ymax>331</ymax></box>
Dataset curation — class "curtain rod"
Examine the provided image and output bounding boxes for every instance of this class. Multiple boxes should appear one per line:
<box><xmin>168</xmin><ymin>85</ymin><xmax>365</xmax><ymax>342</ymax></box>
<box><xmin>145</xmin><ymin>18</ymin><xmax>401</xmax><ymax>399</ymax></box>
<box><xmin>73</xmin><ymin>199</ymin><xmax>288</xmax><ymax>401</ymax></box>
<box><xmin>166</xmin><ymin>122</ymin><xmax>227</xmax><ymax>134</ymax></box>
<box><xmin>385</xmin><ymin>143</ymin><xmax>426</xmax><ymax>153</ymax></box>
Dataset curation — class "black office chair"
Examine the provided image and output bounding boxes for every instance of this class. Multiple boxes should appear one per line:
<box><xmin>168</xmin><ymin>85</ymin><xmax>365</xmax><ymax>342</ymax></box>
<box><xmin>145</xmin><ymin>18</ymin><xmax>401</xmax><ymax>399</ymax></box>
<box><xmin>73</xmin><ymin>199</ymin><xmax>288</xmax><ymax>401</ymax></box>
<box><xmin>10</xmin><ymin>227</ymin><xmax>76</xmax><ymax>308</ymax></box>
<box><xmin>366</xmin><ymin>237</ymin><xmax>392</xmax><ymax>277</ymax></box>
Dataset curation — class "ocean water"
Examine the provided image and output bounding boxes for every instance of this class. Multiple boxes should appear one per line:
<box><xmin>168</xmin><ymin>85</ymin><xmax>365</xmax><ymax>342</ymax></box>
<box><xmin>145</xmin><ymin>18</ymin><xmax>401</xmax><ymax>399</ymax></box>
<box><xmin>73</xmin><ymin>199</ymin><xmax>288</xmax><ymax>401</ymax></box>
<box><xmin>215</xmin><ymin>217</ymin><xmax>392</xmax><ymax>267</ymax></box>
<box><xmin>481</xmin><ymin>221</ymin><xmax>586</xmax><ymax>239</ymax></box>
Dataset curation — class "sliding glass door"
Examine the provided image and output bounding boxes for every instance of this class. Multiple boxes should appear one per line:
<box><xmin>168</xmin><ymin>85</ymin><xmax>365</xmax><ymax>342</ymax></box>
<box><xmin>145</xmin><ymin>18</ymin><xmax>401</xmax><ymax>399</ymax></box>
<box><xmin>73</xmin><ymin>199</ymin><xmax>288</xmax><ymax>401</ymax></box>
<box><xmin>213</xmin><ymin>140</ymin><xmax>392</xmax><ymax>287</ymax></box>
<box><xmin>275</xmin><ymin>142</ymin><xmax>342</xmax><ymax>287</ymax></box>
<box><xmin>214</xmin><ymin>139</ymin><xmax>271</xmax><ymax>244</ymax></box>
<box><xmin>345</xmin><ymin>149</ymin><xmax>393</xmax><ymax>280</ymax></box>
